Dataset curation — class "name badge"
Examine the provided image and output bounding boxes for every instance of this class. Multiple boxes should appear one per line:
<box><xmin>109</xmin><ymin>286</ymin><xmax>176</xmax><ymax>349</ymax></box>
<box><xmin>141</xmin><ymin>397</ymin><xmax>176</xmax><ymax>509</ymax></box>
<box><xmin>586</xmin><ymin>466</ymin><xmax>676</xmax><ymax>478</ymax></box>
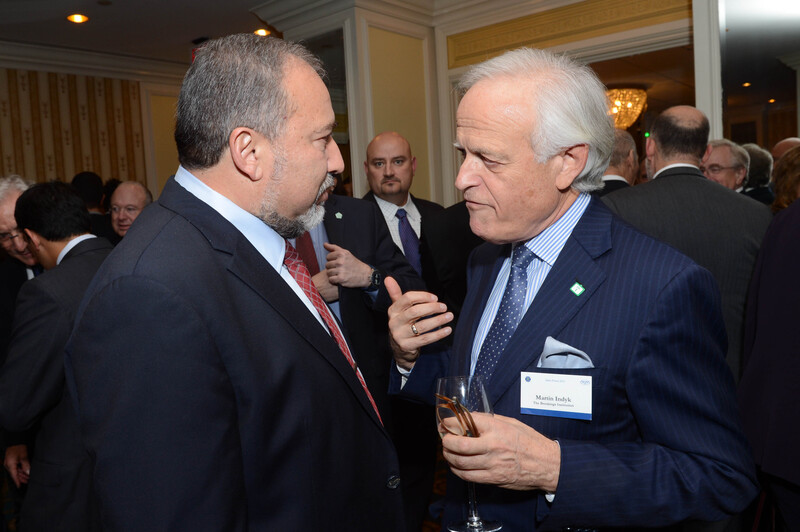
<box><xmin>520</xmin><ymin>372</ymin><xmax>592</xmax><ymax>420</ymax></box>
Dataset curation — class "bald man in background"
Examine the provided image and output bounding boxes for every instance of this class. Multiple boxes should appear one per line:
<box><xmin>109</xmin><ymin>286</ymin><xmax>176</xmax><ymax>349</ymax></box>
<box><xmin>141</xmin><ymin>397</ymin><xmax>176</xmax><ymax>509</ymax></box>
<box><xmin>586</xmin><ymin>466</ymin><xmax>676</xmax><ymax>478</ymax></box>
<box><xmin>771</xmin><ymin>137</ymin><xmax>800</xmax><ymax>163</ymax></box>
<box><xmin>109</xmin><ymin>181</ymin><xmax>152</xmax><ymax>239</ymax></box>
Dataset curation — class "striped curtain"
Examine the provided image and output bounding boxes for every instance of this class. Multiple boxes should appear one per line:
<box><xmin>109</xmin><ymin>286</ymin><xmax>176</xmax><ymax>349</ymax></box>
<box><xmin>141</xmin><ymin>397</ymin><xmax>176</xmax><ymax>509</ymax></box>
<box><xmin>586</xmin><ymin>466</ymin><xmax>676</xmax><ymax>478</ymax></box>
<box><xmin>0</xmin><ymin>68</ymin><xmax>147</xmax><ymax>184</ymax></box>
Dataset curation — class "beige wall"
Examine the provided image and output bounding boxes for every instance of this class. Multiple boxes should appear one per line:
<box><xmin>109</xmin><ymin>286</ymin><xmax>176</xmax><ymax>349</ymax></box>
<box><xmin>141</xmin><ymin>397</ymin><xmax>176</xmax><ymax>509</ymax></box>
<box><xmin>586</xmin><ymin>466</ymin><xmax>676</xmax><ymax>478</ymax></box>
<box><xmin>367</xmin><ymin>27</ymin><xmax>432</xmax><ymax>200</ymax></box>
<box><xmin>148</xmin><ymin>94</ymin><xmax>178</xmax><ymax>196</ymax></box>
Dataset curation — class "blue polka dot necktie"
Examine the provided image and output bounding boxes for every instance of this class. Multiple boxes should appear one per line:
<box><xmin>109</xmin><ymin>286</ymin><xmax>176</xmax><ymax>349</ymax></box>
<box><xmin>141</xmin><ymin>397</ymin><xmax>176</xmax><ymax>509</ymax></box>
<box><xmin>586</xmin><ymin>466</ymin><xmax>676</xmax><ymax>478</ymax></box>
<box><xmin>473</xmin><ymin>244</ymin><xmax>536</xmax><ymax>383</ymax></box>
<box><xmin>396</xmin><ymin>208</ymin><xmax>422</xmax><ymax>275</ymax></box>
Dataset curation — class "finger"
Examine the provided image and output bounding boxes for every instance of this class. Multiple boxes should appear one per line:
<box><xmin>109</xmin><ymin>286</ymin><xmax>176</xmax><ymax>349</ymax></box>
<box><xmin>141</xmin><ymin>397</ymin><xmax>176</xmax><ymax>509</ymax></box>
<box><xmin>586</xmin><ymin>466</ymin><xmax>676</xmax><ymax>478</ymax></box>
<box><xmin>400</xmin><ymin>325</ymin><xmax>453</xmax><ymax>351</ymax></box>
<box><xmin>385</xmin><ymin>276</ymin><xmax>403</xmax><ymax>302</ymax></box>
<box><xmin>322</xmin><ymin>242</ymin><xmax>339</xmax><ymax>252</ymax></box>
<box><xmin>406</xmin><ymin>311</ymin><xmax>454</xmax><ymax>335</ymax></box>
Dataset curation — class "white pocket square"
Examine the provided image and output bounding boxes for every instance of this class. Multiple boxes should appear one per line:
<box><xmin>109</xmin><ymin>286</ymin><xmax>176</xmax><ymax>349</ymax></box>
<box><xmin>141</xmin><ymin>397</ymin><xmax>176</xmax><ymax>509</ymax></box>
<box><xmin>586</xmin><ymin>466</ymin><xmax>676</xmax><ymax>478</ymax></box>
<box><xmin>536</xmin><ymin>336</ymin><xmax>594</xmax><ymax>369</ymax></box>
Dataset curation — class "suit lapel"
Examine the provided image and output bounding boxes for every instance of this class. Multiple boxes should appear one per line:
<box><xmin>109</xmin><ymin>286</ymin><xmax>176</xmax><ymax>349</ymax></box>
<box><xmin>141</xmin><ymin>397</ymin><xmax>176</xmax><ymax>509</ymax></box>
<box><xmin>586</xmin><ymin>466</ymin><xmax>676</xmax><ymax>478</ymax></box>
<box><xmin>450</xmin><ymin>243</ymin><xmax>508</xmax><ymax>377</ymax></box>
<box><xmin>160</xmin><ymin>179</ymin><xmax>387</xmax><ymax>431</ymax></box>
<box><xmin>479</xmin><ymin>199</ymin><xmax>612</xmax><ymax>405</ymax></box>
<box><xmin>322</xmin><ymin>195</ymin><xmax>346</xmax><ymax>245</ymax></box>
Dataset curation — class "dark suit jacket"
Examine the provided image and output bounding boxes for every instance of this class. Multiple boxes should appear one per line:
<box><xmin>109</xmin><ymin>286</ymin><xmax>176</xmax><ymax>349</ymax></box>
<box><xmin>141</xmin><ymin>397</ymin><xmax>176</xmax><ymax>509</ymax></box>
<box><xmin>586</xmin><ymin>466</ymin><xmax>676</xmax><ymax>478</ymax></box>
<box><xmin>594</xmin><ymin>177</ymin><xmax>629</xmax><ymax>196</ymax></box>
<box><xmin>742</xmin><ymin>186</ymin><xmax>774</xmax><ymax>206</ymax></box>
<box><xmin>418</xmin><ymin>200</ymin><xmax>483</xmax><ymax>321</ymax></box>
<box><xmin>602</xmin><ymin>167</ymin><xmax>773</xmax><ymax>379</ymax></box>
<box><xmin>322</xmin><ymin>194</ymin><xmax>425</xmax><ymax>417</ymax></box>
<box><xmin>65</xmin><ymin>178</ymin><xmax>405</xmax><ymax>531</ymax></box>
<box><xmin>0</xmin><ymin>237</ymin><xmax>111</xmax><ymax>531</ymax></box>
<box><xmin>738</xmin><ymin>200</ymin><xmax>800</xmax><ymax>486</ymax></box>
<box><xmin>400</xmin><ymin>198</ymin><xmax>758</xmax><ymax>530</ymax></box>
<box><xmin>362</xmin><ymin>191</ymin><xmax>444</xmax><ymax>290</ymax></box>
<box><xmin>0</xmin><ymin>255</ymin><xmax>27</xmax><ymax>358</ymax></box>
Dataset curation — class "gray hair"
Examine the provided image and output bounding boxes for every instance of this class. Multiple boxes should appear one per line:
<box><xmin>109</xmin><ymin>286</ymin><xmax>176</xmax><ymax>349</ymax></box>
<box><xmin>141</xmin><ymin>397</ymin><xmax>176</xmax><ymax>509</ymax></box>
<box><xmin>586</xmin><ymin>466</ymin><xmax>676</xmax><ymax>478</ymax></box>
<box><xmin>458</xmin><ymin>48</ymin><xmax>613</xmax><ymax>192</ymax></box>
<box><xmin>0</xmin><ymin>175</ymin><xmax>32</xmax><ymax>203</ymax></box>
<box><xmin>175</xmin><ymin>34</ymin><xmax>324</xmax><ymax>170</ymax></box>
<box><xmin>609</xmin><ymin>129</ymin><xmax>638</xmax><ymax>168</ymax></box>
<box><xmin>741</xmin><ymin>143</ymin><xmax>772</xmax><ymax>188</ymax></box>
<box><xmin>709</xmin><ymin>139</ymin><xmax>750</xmax><ymax>175</ymax></box>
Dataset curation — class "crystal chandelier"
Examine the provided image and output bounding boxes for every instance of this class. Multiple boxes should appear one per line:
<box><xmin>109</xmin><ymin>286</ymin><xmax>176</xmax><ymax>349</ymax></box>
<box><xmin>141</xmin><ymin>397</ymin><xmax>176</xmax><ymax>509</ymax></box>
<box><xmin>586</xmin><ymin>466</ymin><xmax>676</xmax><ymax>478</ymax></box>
<box><xmin>607</xmin><ymin>88</ymin><xmax>647</xmax><ymax>129</ymax></box>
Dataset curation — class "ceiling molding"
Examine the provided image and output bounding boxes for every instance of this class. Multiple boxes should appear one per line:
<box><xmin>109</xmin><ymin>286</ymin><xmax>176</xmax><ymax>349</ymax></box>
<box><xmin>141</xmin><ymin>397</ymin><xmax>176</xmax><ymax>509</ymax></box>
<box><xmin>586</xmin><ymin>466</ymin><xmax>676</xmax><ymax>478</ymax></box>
<box><xmin>0</xmin><ymin>40</ymin><xmax>187</xmax><ymax>85</ymax></box>
<box><xmin>779</xmin><ymin>51</ymin><xmax>800</xmax><ymax>71</ymax></box>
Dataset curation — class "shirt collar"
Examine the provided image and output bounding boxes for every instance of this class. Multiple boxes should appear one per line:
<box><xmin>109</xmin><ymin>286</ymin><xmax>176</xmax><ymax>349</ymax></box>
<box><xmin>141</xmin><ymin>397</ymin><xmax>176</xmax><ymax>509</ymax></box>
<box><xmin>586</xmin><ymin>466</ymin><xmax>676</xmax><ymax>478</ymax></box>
<box><xmin>521</xmin><ymin>192</ymin><xmax>591</xmax><ymax>267</ymax></box>
<box><xmin>653</xmin><ymin>163</ymin><xmax>699</xmax><ymax>179</ymax></box>
<box><xmin>174</xmin><ymin>166</ymin><xmax>286</xmax><ymax>270</ymax></box>
<box><xmin>57</xmin><ymin>234</ymin><xmax>96</xmax><ymax>265</ymax></box>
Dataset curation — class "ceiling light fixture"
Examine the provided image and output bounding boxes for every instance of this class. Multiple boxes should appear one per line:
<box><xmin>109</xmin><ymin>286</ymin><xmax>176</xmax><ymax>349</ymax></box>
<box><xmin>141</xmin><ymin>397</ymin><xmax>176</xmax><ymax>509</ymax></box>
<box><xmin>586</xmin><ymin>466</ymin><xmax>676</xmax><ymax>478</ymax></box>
<box><xmin>742</xmin><ymin>82</ymin><xmax>751</xmax><ymax>87</ymax></box>
<box><xmin>607</xmin><ymin>88</ymin><xmax>647</xmax><ymax>129</ymax></box>
<box><xmin>254</xmin><ymin>29</ymin><xmax>271</xmax><ymax>37</ymax></box>
<box><xmin>769</xmin><ymin>98</ymin><xmax>776</xmax><ymax>103</ymax></box>
<box><xmin>67</xmin><ymin>13</ymin><xmax>89</xmax><ymax>23</ymax></box>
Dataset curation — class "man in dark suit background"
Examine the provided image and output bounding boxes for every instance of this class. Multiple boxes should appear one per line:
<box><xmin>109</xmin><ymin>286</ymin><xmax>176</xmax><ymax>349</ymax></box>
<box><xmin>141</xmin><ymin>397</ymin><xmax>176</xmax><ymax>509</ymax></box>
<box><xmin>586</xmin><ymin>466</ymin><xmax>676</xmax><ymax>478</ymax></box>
<box><xmin>738</xmin><ymin>199</ymin><xmax>800</xmax><ymax>532</ymax></box>
<box><xmin>362</xmin><ymin>132</ymin><xmax>444</xmax><ymax>281</ymax></box>
<box><xmin>386</xmin><ymin>48</ymin><xmax>757</xmax><ymax>530</ymax></box>
<box><xmin>603</xmin><ymin>106</ymin><xmax>772</xmax><ymax>380</ymax></box>
<box><xmin>0</xmin><ymin>175</ymin><xmax>36</xmax><ymax>527</ymax></box>
<box><xmin>594</xmin><ymin>128</ymin><xmax>638</xmax><ymax>196</ymax></box>
<box><xmin>291</xmin><ymin>191</ymin><xmax>424</xmax><ymax>418</ymax></box>
<box><xmin>0</xmin><ymin>181</ymin><xmax>111</xmax><ymax>531</ymax></box>
<box><xmin>741</xmin><ymin>143</ymin><xmax>775</xmax><ymax>206</ymax></box>
<box><xmin>70</xmin><ymin>171</ymin><xmax>116</xmax><ymax>243</ymax></box>
<box><xmin>361</xmin><ymin>132</ymin><xmax>446</xmax><ymax>530</ymax></box>
<box><xmin>1</xmin><ymin>176</ymin><xmax>38</xmax><ymax>352</ymax></box>
<box><xmin>65</xmin><ymin>34</ymin><xmax>405</xmax><ymax>531</ymax></box>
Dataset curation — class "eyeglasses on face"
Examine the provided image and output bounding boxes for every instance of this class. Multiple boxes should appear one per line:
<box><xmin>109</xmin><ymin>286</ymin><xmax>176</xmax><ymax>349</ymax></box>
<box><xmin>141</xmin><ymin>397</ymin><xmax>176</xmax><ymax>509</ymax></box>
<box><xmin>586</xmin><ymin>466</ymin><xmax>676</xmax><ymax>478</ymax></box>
<box><xmin>0</xmin><ymin>230</ymin><xmax>22</xmax><ymax>243</ymax></box>
<box><xmin>700</xmin><ymin>164</ymin><xmax>741</xmax><ymax>175</ymax></box>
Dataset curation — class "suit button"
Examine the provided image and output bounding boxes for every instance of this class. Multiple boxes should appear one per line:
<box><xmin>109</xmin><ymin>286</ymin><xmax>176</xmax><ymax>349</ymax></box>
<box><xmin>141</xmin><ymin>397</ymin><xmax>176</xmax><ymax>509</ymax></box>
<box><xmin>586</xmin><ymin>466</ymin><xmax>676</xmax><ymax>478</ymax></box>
<box><xmin>386</xmin><ymin>474</ymin><xmax>401</xmax><ymax>489</ymax></box>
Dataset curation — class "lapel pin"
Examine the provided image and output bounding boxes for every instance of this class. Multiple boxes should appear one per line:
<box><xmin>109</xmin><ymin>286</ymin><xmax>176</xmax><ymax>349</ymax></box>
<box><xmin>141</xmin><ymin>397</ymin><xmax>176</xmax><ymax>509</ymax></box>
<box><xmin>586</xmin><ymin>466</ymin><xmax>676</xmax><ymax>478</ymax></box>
<box><xmin>570</xmin><ymin>282</ymin><xmax>585</xmax><ymax>296</ymax></box>
<box><xmin>335</xmin><ymin>212</ymin><xmax>343</xmax><ymax>219</ymax></box>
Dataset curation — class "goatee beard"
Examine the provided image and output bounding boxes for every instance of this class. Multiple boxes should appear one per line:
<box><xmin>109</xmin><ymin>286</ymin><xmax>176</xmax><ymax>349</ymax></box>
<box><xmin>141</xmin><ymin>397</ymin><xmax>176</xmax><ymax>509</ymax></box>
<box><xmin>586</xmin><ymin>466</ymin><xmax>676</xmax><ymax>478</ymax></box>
<box><xmin>260</xmin><ymin>173</ymin><xmax>335</xmax><ymax>239</ymax></box>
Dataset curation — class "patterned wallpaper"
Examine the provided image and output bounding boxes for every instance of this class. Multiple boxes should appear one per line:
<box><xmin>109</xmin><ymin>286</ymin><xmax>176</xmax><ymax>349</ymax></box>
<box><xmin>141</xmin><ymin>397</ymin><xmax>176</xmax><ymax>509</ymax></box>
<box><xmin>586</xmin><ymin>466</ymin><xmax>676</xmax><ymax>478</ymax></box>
<box><xmin>0</xmin><ymin>68</ymin><xmax>147</xmax><ymax>184</ymax></box>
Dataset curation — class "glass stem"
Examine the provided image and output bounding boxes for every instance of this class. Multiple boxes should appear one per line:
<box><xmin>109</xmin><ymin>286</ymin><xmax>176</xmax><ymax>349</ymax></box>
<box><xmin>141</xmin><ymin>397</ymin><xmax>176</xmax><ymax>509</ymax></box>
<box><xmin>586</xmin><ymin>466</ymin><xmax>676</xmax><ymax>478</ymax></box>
<box><xmin>466</xmin><ymin>481</ymin><xmax>483</xmax><ymax>527</ymax></box>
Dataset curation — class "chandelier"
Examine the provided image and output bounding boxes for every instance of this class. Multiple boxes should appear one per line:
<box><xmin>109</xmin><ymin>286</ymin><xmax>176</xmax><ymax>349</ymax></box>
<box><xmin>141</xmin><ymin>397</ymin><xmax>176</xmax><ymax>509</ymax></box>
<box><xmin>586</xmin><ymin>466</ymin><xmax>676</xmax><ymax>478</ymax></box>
<box><xmin>607</xmin><ymin>88</ymin><xmax>647</xmax><ymax>129</ymax></box>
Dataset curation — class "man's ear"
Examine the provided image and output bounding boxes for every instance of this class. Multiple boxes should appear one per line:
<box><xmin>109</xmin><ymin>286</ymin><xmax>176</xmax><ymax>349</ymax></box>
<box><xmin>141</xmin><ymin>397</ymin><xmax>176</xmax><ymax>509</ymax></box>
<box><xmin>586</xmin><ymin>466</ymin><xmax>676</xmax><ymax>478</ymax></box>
<box><xmin>22</xmin><ymin>228</ymin><xmax>41</xmax><ymax>254</ymax></box>
<box><xmin>645</xmin><ymin>136</ymin><xmax>656</xmax><ymax>160</ymax></box>
<box><xmin>554</xmin><ymin>144</ymin><xmax>589</xmax><ymax>190</ymax></box>
<box><xmin>229</xmin><ymin>127</ymin><xmax>270</xmax><ymax>182</ymax></box>
<box><xmin>411</xmin><ymin>156</ymin><xmax>417</xmax><ymax>174</ymax></box>
<box><xmin>701</xmin><ymin>144</ymin><xmax>712</xmax><ymax>164</ymax></box>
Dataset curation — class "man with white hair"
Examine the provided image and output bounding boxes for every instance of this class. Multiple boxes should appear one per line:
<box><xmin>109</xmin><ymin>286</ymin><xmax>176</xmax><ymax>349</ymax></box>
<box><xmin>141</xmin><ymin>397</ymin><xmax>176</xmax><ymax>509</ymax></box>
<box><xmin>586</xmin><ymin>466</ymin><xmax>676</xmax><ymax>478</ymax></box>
<box><xmin>387</xmin><ymin>48</ymin><xmax>757</xmax><ymax>530</ymax></box>
<box><xmin>703</xmin><ymin>138</ymin><xmax>750</xmax><ymax>191</ymax></box>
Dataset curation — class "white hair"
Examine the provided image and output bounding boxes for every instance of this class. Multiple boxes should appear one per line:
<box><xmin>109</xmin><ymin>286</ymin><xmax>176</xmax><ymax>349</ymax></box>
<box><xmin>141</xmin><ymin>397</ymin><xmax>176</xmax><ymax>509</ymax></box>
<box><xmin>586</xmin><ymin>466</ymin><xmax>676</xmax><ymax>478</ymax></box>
<box><xmin>0</xmin><ymin>175</ymin><xmax>32</xmax><ymax>202</ymax></box>
<box><xmin>458</xmin><ymin>48</ymin><xmax>613</xmax><ymax>192</ymax></box>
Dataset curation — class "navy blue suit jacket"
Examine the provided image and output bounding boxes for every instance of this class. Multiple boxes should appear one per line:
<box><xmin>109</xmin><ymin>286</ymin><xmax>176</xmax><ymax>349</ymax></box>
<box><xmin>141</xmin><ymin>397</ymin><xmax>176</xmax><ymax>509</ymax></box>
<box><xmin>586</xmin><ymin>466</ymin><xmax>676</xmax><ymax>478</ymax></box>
<box><xmin>401</xmin><ymin>198</ymin><xmax>758</xmax><ymax>530</ymax></box>
<box><xmin>65</xmin><ymin>178</ymin><xmax>405</xmax><ymax>531</ymax></box>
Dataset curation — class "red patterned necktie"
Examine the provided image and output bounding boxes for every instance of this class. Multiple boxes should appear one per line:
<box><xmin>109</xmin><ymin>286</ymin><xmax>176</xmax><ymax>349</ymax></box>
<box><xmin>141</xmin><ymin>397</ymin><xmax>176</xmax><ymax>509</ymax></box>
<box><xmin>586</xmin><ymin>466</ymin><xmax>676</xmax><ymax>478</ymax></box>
<box><xmin>294</xmin><ymin>231</ymin><xmax>320</xmax><ymax>276</ymax></box>
<box><xmin>283</xmin><ymin>240</ymin><xmax>383</xmax><ymax>424</ymax></box>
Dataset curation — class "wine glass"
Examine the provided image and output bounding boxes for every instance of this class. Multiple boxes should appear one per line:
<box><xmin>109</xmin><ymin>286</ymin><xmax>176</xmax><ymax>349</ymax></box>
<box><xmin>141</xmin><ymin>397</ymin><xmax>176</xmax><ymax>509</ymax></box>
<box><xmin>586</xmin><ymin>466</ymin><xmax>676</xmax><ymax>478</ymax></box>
<box><xmin>435</xmin><ymin>375</ymin><xmax>502</xmax><ymax>532</ymax></box>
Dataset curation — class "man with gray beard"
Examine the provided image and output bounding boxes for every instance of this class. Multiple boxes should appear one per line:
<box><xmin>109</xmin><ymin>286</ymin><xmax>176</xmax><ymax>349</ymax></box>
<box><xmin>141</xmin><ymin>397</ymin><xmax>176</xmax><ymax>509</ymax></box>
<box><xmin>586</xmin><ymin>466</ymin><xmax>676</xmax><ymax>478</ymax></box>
<box><xmin>64</xmin><ymin>34</ymin><xmax>406</xmax><ymax>531</ymax></box>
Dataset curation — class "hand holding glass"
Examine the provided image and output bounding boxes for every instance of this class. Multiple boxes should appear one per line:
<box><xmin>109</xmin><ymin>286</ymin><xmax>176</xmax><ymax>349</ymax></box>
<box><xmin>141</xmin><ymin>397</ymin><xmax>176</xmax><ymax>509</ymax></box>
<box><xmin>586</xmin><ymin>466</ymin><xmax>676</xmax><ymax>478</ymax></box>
<box><xmin>435</xmin><ymin>376</ymin><xmax>502</xmax><ymax>532</ymax></box>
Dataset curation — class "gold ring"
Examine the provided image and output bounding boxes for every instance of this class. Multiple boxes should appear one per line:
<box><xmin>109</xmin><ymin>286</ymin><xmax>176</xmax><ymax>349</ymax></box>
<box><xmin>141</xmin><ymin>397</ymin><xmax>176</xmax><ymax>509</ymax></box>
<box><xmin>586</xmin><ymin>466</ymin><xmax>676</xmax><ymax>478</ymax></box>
<box><xmin>411</xmin><ymin>324</ymin><xmax>420</xmax><ymax>336</ymax></box>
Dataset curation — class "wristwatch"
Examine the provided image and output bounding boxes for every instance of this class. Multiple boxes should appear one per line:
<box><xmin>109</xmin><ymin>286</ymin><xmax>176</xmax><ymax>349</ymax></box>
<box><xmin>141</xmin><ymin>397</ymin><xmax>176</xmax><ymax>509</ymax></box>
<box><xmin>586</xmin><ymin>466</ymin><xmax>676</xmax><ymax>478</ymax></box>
<box><xmin>367</xmin><ymin>267</ymin><xmax>383</xmax><ymax>291</ymax></box>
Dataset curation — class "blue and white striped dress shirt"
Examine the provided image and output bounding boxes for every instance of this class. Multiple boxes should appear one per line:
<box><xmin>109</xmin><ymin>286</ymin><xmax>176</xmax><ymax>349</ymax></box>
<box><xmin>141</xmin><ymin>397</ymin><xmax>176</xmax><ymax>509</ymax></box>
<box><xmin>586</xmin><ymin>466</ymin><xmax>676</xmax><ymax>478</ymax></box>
<box><xmin>469</xmin><ymin>193</ymin><xmax>591</xmax><ymax>376</ymax></box>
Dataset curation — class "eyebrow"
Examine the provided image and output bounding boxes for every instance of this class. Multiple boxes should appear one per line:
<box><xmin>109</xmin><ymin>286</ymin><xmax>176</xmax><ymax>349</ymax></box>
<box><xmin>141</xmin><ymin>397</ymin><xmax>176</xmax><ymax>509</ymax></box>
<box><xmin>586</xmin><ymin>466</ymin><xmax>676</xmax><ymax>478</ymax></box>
<box><xmin>315</xmin><ymin>120</ymin><xmax>337</xmax><ymax>136</ymax></box>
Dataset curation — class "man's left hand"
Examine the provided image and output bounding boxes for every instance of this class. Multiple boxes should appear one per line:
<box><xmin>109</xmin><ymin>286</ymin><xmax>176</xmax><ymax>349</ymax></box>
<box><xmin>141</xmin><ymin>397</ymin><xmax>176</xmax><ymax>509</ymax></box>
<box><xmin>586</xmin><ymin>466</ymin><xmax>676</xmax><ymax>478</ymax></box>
<box><xmin>324</xmin><ymin>243</ymin><xmax>372</xmax><ymax>288</ymax></box>
<box><xmin>441</xmin><ymin>413</ymin><xmax>561</xmax><ymax>493</ymax></box>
